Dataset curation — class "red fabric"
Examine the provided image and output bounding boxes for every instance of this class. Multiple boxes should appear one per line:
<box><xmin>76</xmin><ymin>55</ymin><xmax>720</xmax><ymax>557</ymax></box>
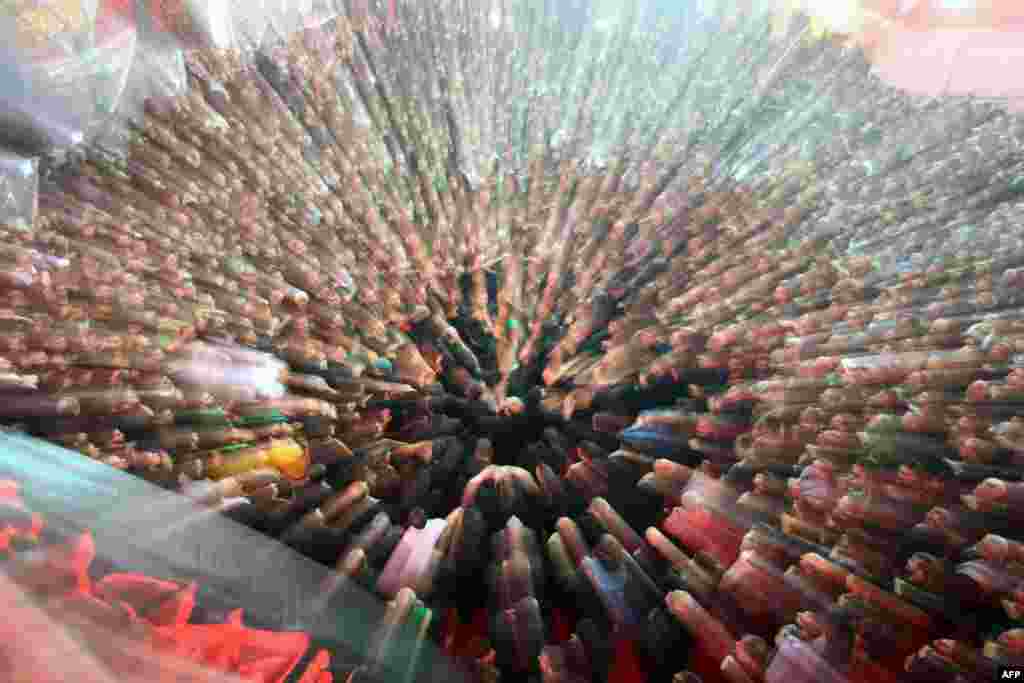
<box><xmin>0</xmin><ymin>484</ymin><xmax>325</xmax><ymax>683</ymax></box>
<box><xmin>443</xmin><ymin>608</ymin><xmax>492</xmax><ymax>659</ymax></box>
<box><xmin>297</xmin><ymin>650</ymin><xmax>332</xmax><ymax>683</ymax></box>
<box><xmin>96</xmin><ymin>574</ymin><xmax>197</xmax><ymax>627</ymax></box>
<box><xmin>610</xmin><ymin>637</ymin><xmax>647</xmax><ymax>683</ymax></box>
<box><xmin>470</xmin><ymin>608</ymin><xmax>490</xmax><ymax>644</ymax></box>
<box><xmin>550</xmin><ymin>608</ymin><xmax>575</xmax><ymax>643</ymax></box>
<box><xmin>689</xmin><ymin>645</ymin><xmax>727</xmax><ymax>683</ymax></box>
<box><xmin>59</xmin><ymin>591</ymin><xmax>140</xmax><ymax>629</ymax></box>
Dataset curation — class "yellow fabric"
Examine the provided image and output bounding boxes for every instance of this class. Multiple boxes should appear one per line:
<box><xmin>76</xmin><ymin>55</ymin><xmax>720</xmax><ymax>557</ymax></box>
<box><xmin>267</xmin><ymin>439</ymin><xmax>310</xmax><ymax>480</ymax></box>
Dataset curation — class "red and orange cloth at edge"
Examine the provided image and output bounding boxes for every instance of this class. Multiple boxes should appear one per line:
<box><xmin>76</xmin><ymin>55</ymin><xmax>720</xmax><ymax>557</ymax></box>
<box><xmin>0</xmin><ymin>479</ymin><xmax>331</xmax><ymax>683</ymax></box>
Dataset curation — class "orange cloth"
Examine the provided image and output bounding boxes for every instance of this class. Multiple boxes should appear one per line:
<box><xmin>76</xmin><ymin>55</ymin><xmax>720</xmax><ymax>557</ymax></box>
<box><xmin>0</xmin><ymin>479</ymin><xmax>326</xmax><ymax>683</ymax></box>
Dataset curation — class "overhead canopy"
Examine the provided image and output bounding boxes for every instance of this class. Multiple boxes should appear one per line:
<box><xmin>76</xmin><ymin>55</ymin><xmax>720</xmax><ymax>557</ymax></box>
<box><xmin>772</xmin><ymin>0</ymin><xmax>1024</xmax><ymax>109</ymax></box>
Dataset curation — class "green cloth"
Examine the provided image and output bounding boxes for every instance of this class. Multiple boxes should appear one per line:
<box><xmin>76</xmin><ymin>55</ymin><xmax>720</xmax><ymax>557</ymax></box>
<box><xmin>175</xmin><ymin>408</ymin><xmax>230</xmax><ymax>426</ymax></box>
<box><xmin>234</xmin><ymin>409</ymin><xmax>289</xmax><ymax>426</ymax></box>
